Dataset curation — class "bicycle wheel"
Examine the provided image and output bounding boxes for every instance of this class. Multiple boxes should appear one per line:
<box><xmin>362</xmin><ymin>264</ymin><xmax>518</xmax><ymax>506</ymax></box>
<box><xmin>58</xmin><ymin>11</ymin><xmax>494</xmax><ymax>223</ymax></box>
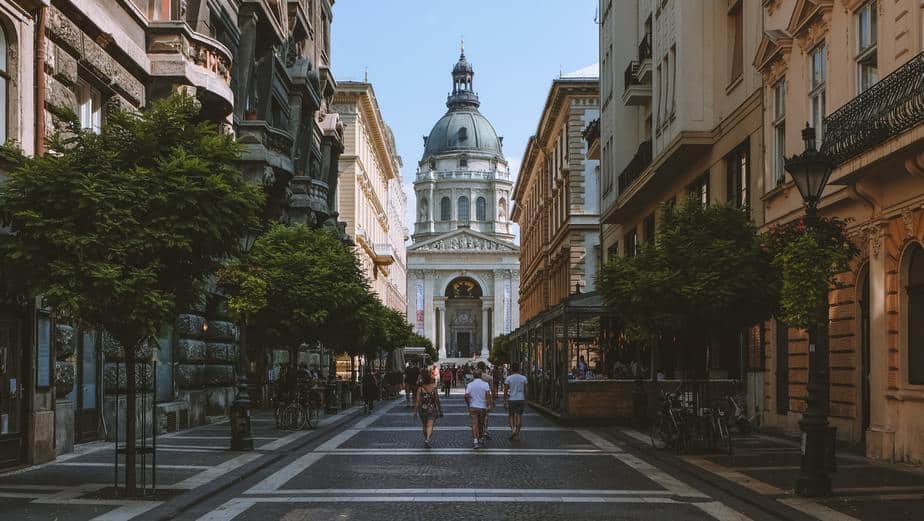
<box><xmin>282</xmin><ymin>403</ymin><xmax>303</xmax><ymax>430</ymax></box>
<box><xmin>649</xmin><ymin>414</ymin><xmax>673</xmax><ymax>450</ymax></box>
<box><xmin>302</xmin><ymin>405</ymin><xmax>315</xmax><ymax>429</ymax></box>
<box><xmin>718</xmin><ymin>415</ymin><xmax>733</xmax><ymax>455</ymax></box>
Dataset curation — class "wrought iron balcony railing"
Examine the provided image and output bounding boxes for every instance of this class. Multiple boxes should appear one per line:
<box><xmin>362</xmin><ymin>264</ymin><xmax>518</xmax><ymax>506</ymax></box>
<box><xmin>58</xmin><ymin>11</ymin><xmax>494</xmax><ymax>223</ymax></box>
<box><xmin>617</xmin><ymin>139</ymin><xmax>653</xmax><ymax>195</ymax></box>
<box><xmin>624</xmin><ymin>61</ymin><xmax>641</xmax><ymax>90</ymax></box>
<box><xmin>821</xmin><ymin>50</ymin><xmax>924</xmax><ymax>165</ymax></box>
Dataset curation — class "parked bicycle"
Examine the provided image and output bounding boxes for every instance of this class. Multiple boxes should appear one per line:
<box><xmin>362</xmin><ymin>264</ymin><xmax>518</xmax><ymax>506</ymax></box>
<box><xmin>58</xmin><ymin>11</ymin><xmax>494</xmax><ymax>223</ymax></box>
<box><xmin>272</xmin><ymin>380</ymin><xmax>323</xmax><ymax>430</ymax></box>
<box><xmin>649</xmin><ymin>386</ymin><xmax>733</xmax><ymax>454</ymax></box>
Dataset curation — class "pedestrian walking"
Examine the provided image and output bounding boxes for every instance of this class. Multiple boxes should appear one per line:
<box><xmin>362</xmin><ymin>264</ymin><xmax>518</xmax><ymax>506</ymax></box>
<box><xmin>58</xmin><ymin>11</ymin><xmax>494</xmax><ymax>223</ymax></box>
<box><xmin>440</xmin><ymin>365</ymin><xmax>453</xmax><ymax>397</ymax></box>
<box><xmin>504</xmin><ymin>362</ymin><xmax>528</xmax><ymax>440</ymax></box>
<box><xmin>415</xmin><ymin>373</ymin><xmax>443</xmax><ymax>448</ymax></box>
<box><xmin>404</xmin><ymin>364</ymin><xmax>420</xmax><ymax>407</ymax></box>
<box><xmin>361</xmin><ymin>369</ymin><xmax>378</xmax><ymax>414</ymax></box>
<box><xmin>477</xmin><ymin>362</ymin><xmax>494</xmax><ymax>439</ymax></box>
<box><xmin>465</xmin><ymin>368</ymin><xmax>493</xmax><ymax>448</ymax></box>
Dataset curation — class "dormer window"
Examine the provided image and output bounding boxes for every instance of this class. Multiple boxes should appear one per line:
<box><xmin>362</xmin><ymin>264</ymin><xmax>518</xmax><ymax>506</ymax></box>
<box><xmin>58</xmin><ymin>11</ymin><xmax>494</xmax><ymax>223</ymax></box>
<box><xmin>458</xmin><ymin>127</ymin><xmax>468</xmax><ymax>141</ymax></box>
<box><xmin>459</xmin><ymin>155</ymin><xmax>468</xmax><ymax>168</ymax></box>
<box><xmin>429</xmin><ymin>158</ymin><xmax>436</xmax><ymax>170</ymax></box>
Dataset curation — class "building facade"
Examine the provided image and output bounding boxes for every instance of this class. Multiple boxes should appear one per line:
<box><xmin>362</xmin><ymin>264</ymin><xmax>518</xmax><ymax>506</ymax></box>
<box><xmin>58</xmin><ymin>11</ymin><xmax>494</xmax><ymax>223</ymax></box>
<box><xmin>0</xmin><ymin>0</ymin><xmax>342</xmax><ymax>469</ymax></box>
<box><xmin>333</xmin><ymin>81</ymin><xmax>407</xmax><ymax>314</ymax></box>
<box><xmin>513</xmin><ymin>73</ymin><xmax>600</xmax><ymax>323</ymax></box>
<box><xmin>598</xmin><ymin>0</ymin><xmax>765</xmax><ymax>385</ymax></box>
<box><xmin>755</xmin><ymin>0</ymin><xmax>924</xmax><ymax>464</ymax></box>
<box><xmin>406</xmin><ymin>49</ymin><xmax>519</xmax><ymax>361</ymax></box>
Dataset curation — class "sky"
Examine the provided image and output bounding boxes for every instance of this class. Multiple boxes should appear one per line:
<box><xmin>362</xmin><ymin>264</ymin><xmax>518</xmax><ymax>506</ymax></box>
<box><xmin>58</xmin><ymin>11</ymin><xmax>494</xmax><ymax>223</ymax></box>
<box><xmin>331</xmin><ymin>0</ymin><xmax>599</xmax><ymax>242</ymax></box>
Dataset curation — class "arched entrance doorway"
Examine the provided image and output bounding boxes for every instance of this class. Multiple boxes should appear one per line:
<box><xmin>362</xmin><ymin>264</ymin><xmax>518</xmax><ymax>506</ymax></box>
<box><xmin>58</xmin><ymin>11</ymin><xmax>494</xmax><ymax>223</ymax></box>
<box><xmin>445</xmin><ymin>277</ymin><xmax>485</xmax><ymax>358</ymax></box>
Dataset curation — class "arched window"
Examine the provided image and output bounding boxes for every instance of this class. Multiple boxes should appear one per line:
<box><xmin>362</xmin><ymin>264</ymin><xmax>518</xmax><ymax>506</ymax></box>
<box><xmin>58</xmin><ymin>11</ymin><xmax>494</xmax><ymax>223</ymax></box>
<box><xmin>0</xmin><ymin>25</ymin><xmax>8</xmax><ymax>144</ymax></box>
<box><xmin>909</xmin><ymin>244</ymin><xmax>924</xmax><ymax>384</ymax></box>
<box><xmin>476</xmin><ymin>197</ymin><xmax>486</xmax><ymax>221</ymax></box>
<box><xmin>498</xmin><ymin>198</ymin><xmax>508</xmax><ymax>220</ymax></box>
<box><xmin>440</xmin><ymin>197</ymin><xmax>451</xmax><ymax>221</ymax></box>
<box><xmin>457</xmin><ymin>196</ymin><xmax>470</xmax><ymax>221</ymax></box>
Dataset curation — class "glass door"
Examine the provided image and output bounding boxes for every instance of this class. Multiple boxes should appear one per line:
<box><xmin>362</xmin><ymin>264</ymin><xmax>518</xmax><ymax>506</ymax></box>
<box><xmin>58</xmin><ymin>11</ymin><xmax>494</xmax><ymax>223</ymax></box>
<box><xmin>0</xmin><ymin>317</ymin><xmax>23</xmax><ymax>467</ymax></box>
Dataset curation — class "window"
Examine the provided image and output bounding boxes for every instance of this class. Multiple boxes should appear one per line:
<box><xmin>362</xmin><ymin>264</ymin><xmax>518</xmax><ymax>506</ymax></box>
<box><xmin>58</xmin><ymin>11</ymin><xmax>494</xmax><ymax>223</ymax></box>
<box><xmin>728</xmin><ymin>1</ymin><xmax>744</xmax><ymax>82</ymax></box>
<box><xmin>772</xmin><ymin>79</ymin><xmax>786</xmax><ymax>185</ymax></box>
<box><xmin>78</xmin><ymin>82</ymin><xmax>102</xmax><ymax>134</ymax></box>
<box><xmin>457</xmin><ymin>196</ymin><xmax>470</xmax><ymax>221</ymax></box>
<box><xmin>669</xmin><ymin>45</ymin><xmax>676</xmax><ymax>116</ymax></box>
<box><xmin>688</xmin><ymin>172</ymin><xmax>710</xmax><ymax>207</ymax></box>
<box><xmin>625</xmin><ymin>228</ymin><xmax>639</xmax><ymax>257</ymax></box>
<box><xmin>476</xmin><ymin>197</ymin><xmax>486</xmax><ymax>221</ymax></box>
<box><xmin>809</xmin><ymin>44</ymin><xmax>826</xmax><ymax>143</ymax></box>
<box><xmin>440</xmin><ymin>197</ymin><xmax>451</xmax><ymax>221</ymax></box>
<box><xmin>0</xmin><ymin>25</ymin><xmax>8</xmax><ymax>144</ymax></box>
<box><xmin>643</xmin><ymin>213</ymin><xmax>656</xmax><ymax>244</ymax></box>
<box><xmin>856</xmin><ymin>1</ymin><xmax>878</xmax><ymax>92</ymax></box>
<box><xmin>655</xmin><ymin>63</ymin><xmax>663</xmax><ymax>128</ymax></box>
<box><xmin>909</xmin><ymin>245</ymin><xmax>924</xmax><ymax>384</ymax></box>
<box><xmin>726</xmin><ymin>143</ymin><xmax>750</xmax><ymax>210</ymax></box>
<box><xmin>459</xmin><ymin>156</ymin><xmax>468</xmax><ymax>168</ymax></box>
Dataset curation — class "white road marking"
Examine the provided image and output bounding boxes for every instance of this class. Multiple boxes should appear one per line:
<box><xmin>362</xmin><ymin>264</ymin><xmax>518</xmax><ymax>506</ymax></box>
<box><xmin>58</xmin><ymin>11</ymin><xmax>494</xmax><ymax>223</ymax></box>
<box><xmin>778</xmin><ymin>497</ymin><xmax>863</xmax><ymax>521</ymax></box>
<box><xmin>694</xmin><ymin>501</ymin><xmax>755</xmax><ymax>521</ymax></box>
<box><xmin>324</xmin><ymin>448</ymin><xmax>606</xmax><ymax>456</ymax></box>
<box><xmin>168</xmin><ymin>436</ymin><xmax>279</xmax><ymax>440</ymax></box>
<box><xmin>196</xmin><ymin>498</ymin><xmax>256</xmax><ymax>521</ymax></box>
<box><xmin>246</xmin><ymin>488</ymin><xmax>674</xmax><ymax>496</ymax></box>
<box><xmin>55</xmin><ymin>462</ymin><xmax>210</xmax><ymax>470</ymax></box>
<box><xmin>681</xmin><ymin>456</ymin><xmax>785</xmax><ymax>496</ymax></box>
<box><xmin>256</xmin><ymin>430</ymin><xmax>313</xmax><ymax>451</ymax></box>
<box><xmin>246</xmin><ymin>453</ymin><xmax>326</xmax><ymax>494</ymax></box>
<box><xmin>174</xmin><ymin>453</ymin><xmax>263</xmax><ymax>489</ymax></box>
<box><xmin>360</xmin><ymin>426</ymin><xmax>569</xmax><ymax>431</ymax></box>
<box><xmin>89</xmin><ymin>500</ymin><xmax>164</xmax><ymax>521</ymax></box>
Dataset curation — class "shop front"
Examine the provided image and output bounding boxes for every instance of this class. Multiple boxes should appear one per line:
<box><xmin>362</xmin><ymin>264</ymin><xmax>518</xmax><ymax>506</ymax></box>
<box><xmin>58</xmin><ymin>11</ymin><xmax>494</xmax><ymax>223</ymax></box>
<box><xmin>0</xmin><ymin>306</ymin><xmax>25</xmax><ymax>467</ymax></box>
<box><xmin>510</xmin><ymin>292</ymin><xmax>745</xmax><ymax>423</ymax></box>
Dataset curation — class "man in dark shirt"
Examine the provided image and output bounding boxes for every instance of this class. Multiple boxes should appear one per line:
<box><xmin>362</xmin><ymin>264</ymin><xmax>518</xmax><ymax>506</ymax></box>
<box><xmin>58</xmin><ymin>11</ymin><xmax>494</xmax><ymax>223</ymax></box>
<box><xmin>404</xmin><ymin>365</ymin><xmax>420</xmax><ymax>407</ymax></box>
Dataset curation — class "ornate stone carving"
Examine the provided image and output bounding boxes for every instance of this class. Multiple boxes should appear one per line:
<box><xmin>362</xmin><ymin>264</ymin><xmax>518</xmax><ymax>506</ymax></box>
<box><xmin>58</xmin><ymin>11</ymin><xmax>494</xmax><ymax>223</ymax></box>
<box><xmin>902</xmin><ymin>207</ymin><xmax>918</xmax><ymax>239</ymax></box>
<box><xmin>420</xmin><ymin>234</ymin><xmax>514</xmax><ymax>252</ymax></box>
<box><xmin>865</xmin><ymin>223</ymin><xmax>885</xmax><ymax>257</ymax></box>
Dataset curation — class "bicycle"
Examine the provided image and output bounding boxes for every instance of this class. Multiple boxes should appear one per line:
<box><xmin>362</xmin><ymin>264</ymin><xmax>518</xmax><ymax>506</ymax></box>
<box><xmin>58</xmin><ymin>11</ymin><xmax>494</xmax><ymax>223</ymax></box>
<box><xmin>650</xmin><ymin>388</ymin><xmax>686</xmax><ymax>452</ymax></box>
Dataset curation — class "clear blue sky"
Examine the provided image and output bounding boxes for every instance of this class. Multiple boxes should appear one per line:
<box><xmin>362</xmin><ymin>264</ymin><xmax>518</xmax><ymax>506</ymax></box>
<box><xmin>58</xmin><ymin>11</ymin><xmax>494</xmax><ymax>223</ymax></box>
<box><xmin>331</xmin><ymin>1</ymin><xmax>599</xmax><ymax>239</ymax></box>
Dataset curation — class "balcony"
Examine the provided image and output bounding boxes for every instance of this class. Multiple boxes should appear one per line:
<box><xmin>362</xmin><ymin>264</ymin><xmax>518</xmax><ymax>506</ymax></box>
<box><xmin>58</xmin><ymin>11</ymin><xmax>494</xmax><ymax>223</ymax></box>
<box><xmin>821</xmin><ymin>51</ymin><xmax>924</xmax><ymax>166</ymax></box>
<box><xmin>373</xmin><ymin>244</ymin><xmax>396</xmax><ymax>266</ymax></box>
<box><xmin>617</xmin><ymin>140</ymin><xmax>653</xmax><ymax>195</ymax></box>
<box><xmin>147</xmin><ymin>21</ymin><xmax>234</xmax><ymax>116</ymax></box>
<box><xmin>622</xmin><ymin>61</ymin><xmax>651</xmax><ymax>106</ymax></box>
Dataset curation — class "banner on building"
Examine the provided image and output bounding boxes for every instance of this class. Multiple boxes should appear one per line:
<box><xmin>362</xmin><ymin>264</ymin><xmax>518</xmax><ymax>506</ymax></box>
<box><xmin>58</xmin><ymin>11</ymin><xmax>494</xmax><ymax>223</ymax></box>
<box><xmin>415</xmin><ymin>281</ymin><xmax>425</xmax><ymax>335</ymax></box>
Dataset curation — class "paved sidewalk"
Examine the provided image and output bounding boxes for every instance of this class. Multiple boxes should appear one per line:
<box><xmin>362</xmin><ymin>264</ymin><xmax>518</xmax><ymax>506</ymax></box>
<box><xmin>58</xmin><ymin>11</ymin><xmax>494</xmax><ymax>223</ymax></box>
<box><xmin>0</xmin><ymin>405</ymin><xmax>364</xmax><ymax>521</ymax></box>
<box><xmin>613</xmin><ymin>427</ymin><xmax>924</xmax><ymax>520</ymax></box>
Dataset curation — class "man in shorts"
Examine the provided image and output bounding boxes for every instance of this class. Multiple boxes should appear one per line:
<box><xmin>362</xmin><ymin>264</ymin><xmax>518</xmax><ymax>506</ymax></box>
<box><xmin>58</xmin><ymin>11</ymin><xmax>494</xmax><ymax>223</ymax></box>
<box><xmin>504</xmin><ymin>363</ymin><xmax>528</xmax><ymax>440</ymax></box>
<box><xmin>465</xmin><ymin>368</ymin><xmax>493</xmax><ymax>448</ymax></box>
<box><xmin>476</xmin><ymin>362</ymin><xmax>494</xmax><ymax>439</ymax></box>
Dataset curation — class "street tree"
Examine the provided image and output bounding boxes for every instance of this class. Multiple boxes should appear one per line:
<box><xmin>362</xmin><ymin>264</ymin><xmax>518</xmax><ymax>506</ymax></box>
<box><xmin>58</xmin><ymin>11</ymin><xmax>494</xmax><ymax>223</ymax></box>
<box><xmin>219</xmin><ymin>222</ymin><xmax>369</xmax><ymax>386</ymax></box>
<box><xmin>0</xmin><ymin>94</ymin><xmax>263</xmax><ymax>495</ymax></box>
<box><xmin>599</xmin><ymin>200</ymin><xmax>779</xmax><ymax>375</ymax></box>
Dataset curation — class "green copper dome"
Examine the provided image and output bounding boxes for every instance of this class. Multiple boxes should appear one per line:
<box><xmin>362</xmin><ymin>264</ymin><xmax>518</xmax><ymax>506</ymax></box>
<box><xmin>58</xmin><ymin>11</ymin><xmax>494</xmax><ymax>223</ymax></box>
<box><xmin>423</xmin><ymin>109</ymin><xmax>502</xmax><ymax>159</ymax></box>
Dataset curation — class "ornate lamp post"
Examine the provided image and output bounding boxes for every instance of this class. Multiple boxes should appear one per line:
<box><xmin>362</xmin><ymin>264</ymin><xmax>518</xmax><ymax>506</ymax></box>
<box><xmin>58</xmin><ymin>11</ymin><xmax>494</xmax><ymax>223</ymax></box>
<box><xmin>230</xmin><ymin>231</ymin><xmax>258</xmax><ymax>451</ymax></box>
<box><xmin>784</xmin><ymin>124</ymin><xmax>835</xmax><ymax>496</ymax></box>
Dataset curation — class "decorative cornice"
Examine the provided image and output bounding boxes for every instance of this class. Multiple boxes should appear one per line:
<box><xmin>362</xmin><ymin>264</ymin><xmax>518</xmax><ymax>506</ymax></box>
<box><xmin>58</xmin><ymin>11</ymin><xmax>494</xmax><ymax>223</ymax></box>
<box><xmin>754</xmin><ymin>30</ymin><xmax>793</xmax><ymax>84</ymax></box>
<box><xmin>786</xmin><ymin>0</ymin><xmax>833</xmax><ymax>52</ymax></box>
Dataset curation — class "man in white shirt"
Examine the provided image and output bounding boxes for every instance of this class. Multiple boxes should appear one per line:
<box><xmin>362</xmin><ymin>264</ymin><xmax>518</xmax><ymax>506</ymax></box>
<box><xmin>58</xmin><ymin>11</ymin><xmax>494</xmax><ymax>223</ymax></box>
<box><xmin>465</xmin><ymin>369</ymin><xmax>493</xmax><ymax>448</ymax></box>
<box><xmin>504</xmin><ymin>363</ymin><xmax>528</xmax><ymax>441</ymax></box>
<box><xmin>477</xmin><ymin>362</ymin><xmax>494</xmax><ymax>439</ymax></box>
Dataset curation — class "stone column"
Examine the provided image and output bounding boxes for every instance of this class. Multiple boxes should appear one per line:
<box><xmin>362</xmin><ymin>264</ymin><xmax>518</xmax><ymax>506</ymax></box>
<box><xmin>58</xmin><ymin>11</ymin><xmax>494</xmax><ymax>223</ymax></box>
<box><xmin>424</xmin><ymin>272</ymin><xmax>436</xmax><ymax>345</ymax></box>
<box><xmin>438</xmin><ymin>303</ymin><xmax>447</xmax><ymax>360</ymax></box>
<box><xmin>865</xmin><ymin>223</ymin><xmax>892</xmax><ymax>458</ymax></box>
<box><xmin>481</xmin><ymin>304</ymin><xmax>490</xmax><ymax>359</ymax></box>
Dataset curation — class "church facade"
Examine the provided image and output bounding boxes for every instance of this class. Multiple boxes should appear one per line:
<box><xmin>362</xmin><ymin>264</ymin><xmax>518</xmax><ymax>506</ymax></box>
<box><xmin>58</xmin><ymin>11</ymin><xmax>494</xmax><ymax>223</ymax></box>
<box><xmin>406</xmin><ymin>49</ymin><xmax>520</xmax><ymax>361</ymax></box>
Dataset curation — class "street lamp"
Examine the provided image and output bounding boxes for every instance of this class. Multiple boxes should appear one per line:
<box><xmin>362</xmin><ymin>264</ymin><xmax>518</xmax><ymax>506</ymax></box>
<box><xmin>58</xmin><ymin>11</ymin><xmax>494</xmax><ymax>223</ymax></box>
<box><xmin>784</xmin><ymin>123</ymin><xmax>835</xmax><ymax>497</ymax></box>
<box><xmin>230</xmin><ymin>229</ymin><xmax>259</xmax><ymax>451</ymax></box>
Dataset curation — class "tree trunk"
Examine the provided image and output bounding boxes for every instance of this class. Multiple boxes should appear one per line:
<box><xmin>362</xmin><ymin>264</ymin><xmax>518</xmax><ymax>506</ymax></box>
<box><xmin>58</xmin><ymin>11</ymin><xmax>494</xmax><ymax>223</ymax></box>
<box><xmin>123</xmin><ymin>342</ymin><xmax>138</xmax><ymax>496</ymax></box>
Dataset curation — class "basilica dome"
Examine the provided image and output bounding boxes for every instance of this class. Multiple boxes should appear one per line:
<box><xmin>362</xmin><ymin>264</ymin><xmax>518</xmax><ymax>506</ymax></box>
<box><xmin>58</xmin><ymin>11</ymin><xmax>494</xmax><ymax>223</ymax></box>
<box><xmin>423</xmin><ymin>110</ymin><xmax>502</xmax><ymax>159</ymax></box>
<box><xmin>421</xmin><ymin>48</ymin><xmax>503</xmax><ymax>161</ymax></box>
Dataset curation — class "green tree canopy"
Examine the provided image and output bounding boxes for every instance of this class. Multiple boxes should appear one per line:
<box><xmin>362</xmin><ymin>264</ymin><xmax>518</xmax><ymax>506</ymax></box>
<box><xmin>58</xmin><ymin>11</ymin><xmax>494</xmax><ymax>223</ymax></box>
<box><xmin>599</xmin><ymin>200</ymin><xmax>779</xmax><ymax>345</ymax></box>
<box><xmin>0</xmin><ymin>94</ymin><xmax>263</xmax><ymax>494</ymax></box>
<box><xmin>490</xmin><ymin>333</ymin><xmax>513</xmax><ymax>365</ymax></box>
<box><xmin>220</xmin><ymin>222</ymin><xmax>370</xmax><ymax>353</ymax></box>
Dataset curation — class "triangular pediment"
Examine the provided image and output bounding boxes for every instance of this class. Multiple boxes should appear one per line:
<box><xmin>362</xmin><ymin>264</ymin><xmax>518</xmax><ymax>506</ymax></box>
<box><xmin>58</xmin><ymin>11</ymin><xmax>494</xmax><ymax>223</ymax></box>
<box><xmin>787</xmin><ymin>0</ymin><xmax>832</xmax><ymax>36</ymax></box>
<box><xmin>754</xmin><ymin>29</ymin><xmax>793</xmax><ymax>71</ymax></box>
<box><xmin>408</xmin><ymin>228</ymin><xmax>519</xmax><ymax>253</ymax></box>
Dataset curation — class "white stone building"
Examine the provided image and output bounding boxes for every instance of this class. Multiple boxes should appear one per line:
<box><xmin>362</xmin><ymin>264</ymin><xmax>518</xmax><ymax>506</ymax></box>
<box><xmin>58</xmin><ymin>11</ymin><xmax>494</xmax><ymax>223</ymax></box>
<box><xmin>406</xmin><ymin>49</ymin><xmax>519</xmax><ymax>361</ymax></box>
<box><xmin>334</xmin><ymin>81</ymin><xmax>407</xmax><ymax>314</ymax></box>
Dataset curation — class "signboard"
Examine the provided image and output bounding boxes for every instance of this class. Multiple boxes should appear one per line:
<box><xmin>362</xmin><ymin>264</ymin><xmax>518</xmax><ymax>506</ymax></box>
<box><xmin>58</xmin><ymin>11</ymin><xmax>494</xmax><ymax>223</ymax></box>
<box><xmin>36</xmin><ymin>316</ymin><xmax>52</xmax><ymax>389</ymax></box>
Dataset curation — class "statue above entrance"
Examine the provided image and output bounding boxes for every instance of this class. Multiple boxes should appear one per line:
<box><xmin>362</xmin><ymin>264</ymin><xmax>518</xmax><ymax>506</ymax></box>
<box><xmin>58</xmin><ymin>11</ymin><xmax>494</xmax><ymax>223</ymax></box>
<box><xmin>446</xmin><ymin>277</ymin><xmax>483</xmax><ymax>298</ymax></box>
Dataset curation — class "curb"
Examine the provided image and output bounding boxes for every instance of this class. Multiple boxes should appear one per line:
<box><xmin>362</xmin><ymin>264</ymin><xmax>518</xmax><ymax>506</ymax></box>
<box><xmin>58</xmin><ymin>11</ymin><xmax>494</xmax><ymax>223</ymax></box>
<box><xmin>140</xmin><ymin>406</ymin><xmax>365</xmax><ymax>521</ymax></box>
